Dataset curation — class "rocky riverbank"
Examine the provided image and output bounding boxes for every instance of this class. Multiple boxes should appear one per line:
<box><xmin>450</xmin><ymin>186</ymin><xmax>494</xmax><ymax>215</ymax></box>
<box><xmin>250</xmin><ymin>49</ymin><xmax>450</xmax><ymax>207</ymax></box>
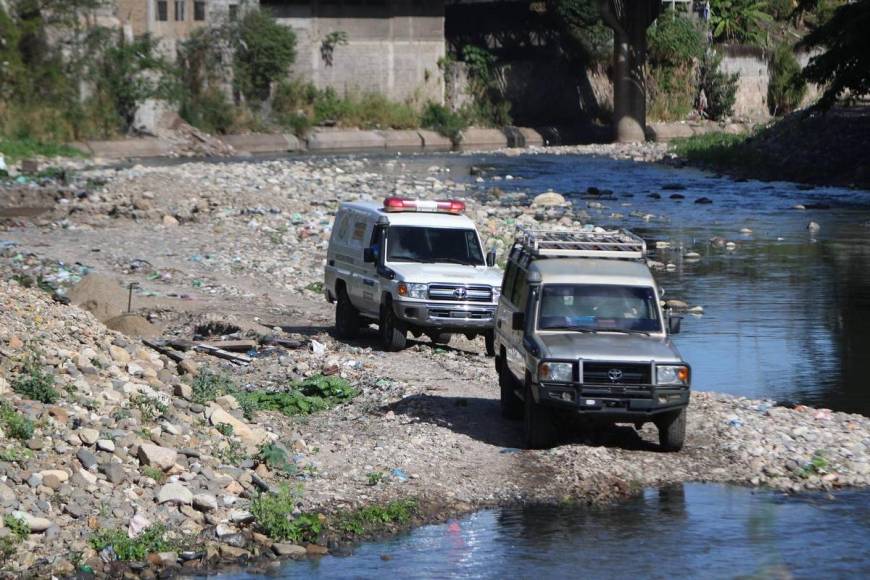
<box><xmin>0</xmin><ymin>153</ymin><xmax>868</xmax><ymax>578</ymax></box>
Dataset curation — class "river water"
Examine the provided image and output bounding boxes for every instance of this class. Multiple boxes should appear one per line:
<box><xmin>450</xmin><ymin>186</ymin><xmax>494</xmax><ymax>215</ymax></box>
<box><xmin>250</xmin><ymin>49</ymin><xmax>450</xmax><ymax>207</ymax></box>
<box><xmin>224</xmin><ymin>152</ymin><xmax>870</xmax><ymax>579</ymax></box>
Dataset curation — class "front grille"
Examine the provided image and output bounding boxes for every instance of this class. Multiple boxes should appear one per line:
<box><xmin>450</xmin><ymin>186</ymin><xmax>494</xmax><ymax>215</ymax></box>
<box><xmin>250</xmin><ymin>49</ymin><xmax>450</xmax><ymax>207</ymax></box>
<box><xmin>583</xmin><ymin>362</ymin><xmax>651</xmax><ymax>385</ymax></box>
<box><xmin>428</xmin><ymin>308</ymin><xmax>493</xmax><ymax>320</ymax></box>
<box><xmin>428</xmin><ymin>283</ymin><xmax>492</xmax><ymax>302</ymax></box>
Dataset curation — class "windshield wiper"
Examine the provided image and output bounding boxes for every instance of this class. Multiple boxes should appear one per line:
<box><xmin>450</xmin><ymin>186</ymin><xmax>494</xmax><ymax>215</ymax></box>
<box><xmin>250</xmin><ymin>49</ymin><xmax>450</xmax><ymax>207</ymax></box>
<box><xmin>388</xmin><ymin>255</ymin><xmax>433</xmax><ymax>263</ymax></box>
<box><xmin>434</xmin><ymin>257</ymin><xmax>476</xmax><ymax>265</ymax></box>
<box><xmin>600</xmin><ymin>328</ymin><xmax>651</xmax><ymax>336</ymax></box>
<box><xmin>550</xmin><ymin>326</ymin><xmax>597</xmax><ymax>333</ymax></box>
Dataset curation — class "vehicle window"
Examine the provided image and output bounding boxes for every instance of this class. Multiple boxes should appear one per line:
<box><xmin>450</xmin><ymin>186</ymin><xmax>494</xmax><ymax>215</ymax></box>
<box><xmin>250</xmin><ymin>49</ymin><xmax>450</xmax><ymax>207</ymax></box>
<box><xmin>538</xmin><ymin>285</ymin><xmax>661</xmax><ymax>332</ymax></box>
<box><xmin>502</xmin><ymin>263</ymin><xmax>517</xmax><ymax>301</ymax></box>
<box><xmin>368</xmin><ymin>225</ymin><xmax>382</xmax><ymax>261</ymax></box>
<box><xmin>335</xmin><ymin>213</ymin><xmax>350</xmax><ymax>242</ymax></box>
<box><xmin>350</xmin><ymin>221</ymin><xmax>367</xmax><ymax>246</ymax></box>
<box><xmin>386</xmin><ymin>227</ymin><xmax>484</xmax><ymax>266</ymax></box>
<box><xmin>511</xmin><ymin>268</ymin><xmax>528</xmax><ymax>307</ymax></box>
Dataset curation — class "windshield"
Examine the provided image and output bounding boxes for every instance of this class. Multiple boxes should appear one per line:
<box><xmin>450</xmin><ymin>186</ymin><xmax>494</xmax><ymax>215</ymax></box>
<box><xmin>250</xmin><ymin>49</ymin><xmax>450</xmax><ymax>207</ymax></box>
<box><xmin>538</xmin><ymin>284</ymin><xmax>662</xmax><ymax>333</ymax></box>
<box><xmin>386</xmin><ymin>226</ymin><xmax>484</xmax><ymax>266</ymax></box>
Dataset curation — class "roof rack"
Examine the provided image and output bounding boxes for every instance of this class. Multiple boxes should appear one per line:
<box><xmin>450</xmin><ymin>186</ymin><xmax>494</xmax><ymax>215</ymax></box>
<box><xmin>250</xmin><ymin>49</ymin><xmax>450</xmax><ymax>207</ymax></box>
<box><xmin>516</xmin><ymin>226</ymin><xmax>646</xmax><ymax>259</ymax></box>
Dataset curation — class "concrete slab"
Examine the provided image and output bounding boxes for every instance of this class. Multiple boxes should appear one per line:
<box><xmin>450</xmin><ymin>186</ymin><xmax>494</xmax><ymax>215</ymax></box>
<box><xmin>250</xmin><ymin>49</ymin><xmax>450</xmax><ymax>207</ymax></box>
<box><xmin>518</xmin><ymin>127</ymin><xmax>545</xmax><ymax>147</ymax></box>
<box><xmin>378</xmin><ymin>130</ymin><xmax>424</xmax><ymax>151</ymax></box>
<box><xmin>221</xmin><ymin>134</ymin><xmax>296</xmax><ymax>154</ymax></box>
<box><xmin>306</xmin><ymin>130</ymin><xmax>386</xmax><ymax>152</ymax></box>
<box><xmin>86</xmin><ymin>139</ymin><xmax>173</xmax><ymax>159</ymax></box>
<box><xmin>647</xmin><ymin>123</ymin><xmax>694</xmax><ymax>142</ymax></box>
<box><xmin>459</xmin><ymin>127</ymin><xmax>508</xmax><ymax>151</ymax></box>
<box><xmin>417</xmin><ymin>130</ymin><xmax>453</xmax><ymax>151</ymax></box>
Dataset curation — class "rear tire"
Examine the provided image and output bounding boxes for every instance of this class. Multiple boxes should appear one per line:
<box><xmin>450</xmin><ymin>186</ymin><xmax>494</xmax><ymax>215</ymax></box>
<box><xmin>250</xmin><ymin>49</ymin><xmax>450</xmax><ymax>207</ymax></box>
<box><xmin>656</xmin><ymin>407</ymin><xmax>687</xmax><ymax>452</ymax></box>
<box><xmin>523</xmin><ymin>380</ymin><xmax>557</xmax><ymax>449</ymax></box>
<box><xmin>335</xmin><ymin>286</ymin><xmax>360</xmax><ymax>339</ymax></box>
<box><xmin>498</xmin><ymin>356</ymin><xmax>523</xmax><ymax>420</ymax></box>
<box><xmin>430</xmin><ymin>333</ymin><xmax>451</xmax><ymax>345</ymax></box>
<box><xmin>484</xmin><ymin>331</ymin><xmax>496</xmax><ymax>357</ymax></box>
<box><xmin>379</xmin><ymin>301</ymin><xmax>407</xmax><ymax>351</ymax></box>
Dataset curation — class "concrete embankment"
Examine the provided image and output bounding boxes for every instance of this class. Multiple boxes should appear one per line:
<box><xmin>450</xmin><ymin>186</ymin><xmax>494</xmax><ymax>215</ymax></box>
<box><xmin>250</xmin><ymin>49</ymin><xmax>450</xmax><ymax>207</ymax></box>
<box><xmin>69</xmin><ymin>121</ymin><xmax>751</xmax><ymax>160</ymax></box>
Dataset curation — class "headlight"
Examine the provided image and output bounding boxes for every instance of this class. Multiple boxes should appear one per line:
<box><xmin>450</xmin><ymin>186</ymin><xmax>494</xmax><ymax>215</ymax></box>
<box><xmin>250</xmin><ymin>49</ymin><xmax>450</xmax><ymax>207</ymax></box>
<box><xmin>397</xmin><ymin>282</ymin><xmax>427</xmax><ymax>299</ymax></box>
<box><xmin>539</xmin><ymin>361</ymin><xmax>574</xmax><ymax>382</ymax></box>
<box><xmin>492</xmin><ymin>286</ymin><xmax>501</xmax><ymax>301</ymax></box>
<box><xmin>656</xmin><ymin>365</ymin><xmax>690</xmax><ymax>386</ymax></box>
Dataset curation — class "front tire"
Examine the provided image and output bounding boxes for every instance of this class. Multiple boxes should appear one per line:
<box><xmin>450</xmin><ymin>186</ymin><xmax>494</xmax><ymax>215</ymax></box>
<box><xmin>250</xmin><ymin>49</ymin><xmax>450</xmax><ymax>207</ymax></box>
<box><xmin>335</xmin><ymin>287</ymin><xmax>360</xmax><ymax>339</ymax></box>
<box><xmin>656</xmin><ymin>407</ymin><xmax>687</xmax><ymax>452</ymax></box>
<box><xmin>484</xmin><ymin>331</ymin><xmax>496</xmax><ymax>357</ymax></box>
<box><xmin>523</xmin><ymin>380</ymin><xmax>557</xmax><ymax>449</ymax></box>
<box><xmin>380</xmin><ymin>301</ymin><xmax>407</xmax><ymax>351</ymax></box>
<box><xmin>498</xmin><ymin>356</ymin><xmax>523</xmax><ymax>420</ymax></box>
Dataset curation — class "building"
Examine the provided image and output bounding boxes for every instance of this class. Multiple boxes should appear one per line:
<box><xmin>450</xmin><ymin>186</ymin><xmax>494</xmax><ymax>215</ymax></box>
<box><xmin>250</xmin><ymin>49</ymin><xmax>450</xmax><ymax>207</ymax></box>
<box><xmin>262</xmin><ymin>0</ymin><xmax>445</xmax><ymax>105</ymax></box>
<box><xmin>114</xmin><ymin>0</ymin><xmax>241</xmax><ymax>51</ymax></box>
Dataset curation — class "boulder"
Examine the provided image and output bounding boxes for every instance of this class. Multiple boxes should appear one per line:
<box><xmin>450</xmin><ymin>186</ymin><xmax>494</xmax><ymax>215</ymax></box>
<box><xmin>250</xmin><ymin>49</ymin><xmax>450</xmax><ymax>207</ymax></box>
<box><xmin>138</xmin><ymin>443</ymin><xmax>178</xmax><ymax>471</ymax></box>
<box><xmin>207</xmin><ymin>406</ymin><xmax>269</xmax><ymax>447</ymax></box>
<box><xmin>532</xmin><ymin>192</ymin><xmax>567</xmax><ymax>207</ymax></box>
<box><xmin>157</xmin><ymin>483</ymin><xmax>193</xmax><ymax>505</ymax></box>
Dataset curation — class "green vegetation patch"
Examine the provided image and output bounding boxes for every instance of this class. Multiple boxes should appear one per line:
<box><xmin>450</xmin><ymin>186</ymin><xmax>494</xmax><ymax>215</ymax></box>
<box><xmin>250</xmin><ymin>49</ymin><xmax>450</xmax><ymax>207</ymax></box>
<box><xmin>335</xmin><ymin>499</ymin><xmax>418</xmax><ymax>536</ymax></box>
<box><xmin>90</xmin><ymin>524</ymin><xmax>178</xmax><ymax>561</ymax></box>
<box><xmin>251</xmin><ymin>485</ymin><xmax>322</xmax><ymax>543</ymax></box>
<box><xmin>670</xmin><ymin>132</ymin><xmax>754</xmax><ymax>166</ymax></box>
<box><xmin>12</xmin><ymin>353</ymin><xmax>59</xmax><ymax>404</ymax></box>
<box><xmin>0</xmin><ymin>138</ymin><xmax>86</xmax><ymax>164</ymax></box>
<box><xmin>0</xmin><ymin>401</ymin><xmax>35</xmax><ymax>441</ymax></box>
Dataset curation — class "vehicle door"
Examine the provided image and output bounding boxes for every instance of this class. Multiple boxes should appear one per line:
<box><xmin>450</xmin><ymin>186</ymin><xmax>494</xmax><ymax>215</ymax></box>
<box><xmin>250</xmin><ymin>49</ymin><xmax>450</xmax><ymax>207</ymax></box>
<box><xmin>345</xmin><ymin>212</ymin><xmax>372</xmax><ymax>310</ymax></box>
<box><xmin>357</xmin><ymin>222</ymin><xmax>385</xmax><ymax>317</ymax></box>
<box><xmin>505</xmin><ymin>266</ymin><xmax>529</xmax><ymax>380</ymax></box>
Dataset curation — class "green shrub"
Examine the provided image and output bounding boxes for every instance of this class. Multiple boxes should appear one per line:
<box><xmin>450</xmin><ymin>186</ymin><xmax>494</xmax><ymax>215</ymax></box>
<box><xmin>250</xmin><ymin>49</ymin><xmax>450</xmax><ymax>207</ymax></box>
<box><xmin>3</xmin><ymin>515</ymin><xmax>30</xmax><ymax>540</ymax></box>
<box><xmin>232</xmin><ymin>9</ymin><xmax>297</xmax><ymax>102</ymax></box>
<box><xmin>191</xmin><ymin>369</ymin><xmax>237</xmax><ymax>404</ymax></box>
<box><xmin>700</xmin><ymin>51</ymin><xmax>739</xmax><ymax>120</ymax></box>
<box><xmin>257</xmin><ymin>443</ymin><xmax>297</xmax><ymax>476</ymax></box>
<box><xmin>90</xmin><ymin>524</ymin><xmax>176</xmax><ymax>561</ymax></box>
<box><xmin>12</xmin><ymin>354</ymin><xmax>59</xmax><ymax>404</ymax></box>
<box><xmin>0</xmin><ymin>401</ymin><xmax>35</xmax><ymax>440</ymax></box>
<box><xmin>336</xmin><ymin>499</ymin><xmax>418</xmax><ymax>536</ymax></box>
<box><xmin>251</xmin><ymin>485</ymin><xmax>321</xmax><ymax>542</ymax></box>
<box><xmin>180</xmin><ymin>86</ymin><xmax>236</xmax><ymax>134</ymax></box>
<box><xmin>238</xmin><ymin>375</ymin><xmax>358</xmax><ymax>417</ymax></box>
<box><xmin>767</xmin><ymin>43</ymin><xmax>806</xmax><ymax>115</ymax></box>
<box><xmin>648</xmin><ymin>11</ymin><xmax>705</xmax><ymax>66</ymax></box>
<box><xmin>421</xmin><ymin>102</ymin><xmax>468</xmax><ymax>144</ymax></box>
<box><xmin>670</xmin><ymin>132</ymin><xmax>753</xmax><ymax>166</ymax></box>
<box><xmin>648</xmin><ymin>65</ymin><xmax>697</xmax><ymax>121</ymax></box>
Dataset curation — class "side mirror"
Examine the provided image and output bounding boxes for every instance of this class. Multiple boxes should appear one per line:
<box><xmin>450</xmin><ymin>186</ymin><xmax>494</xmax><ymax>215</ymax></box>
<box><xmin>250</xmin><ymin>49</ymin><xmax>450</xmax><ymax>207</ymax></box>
<box><xmin>668</xmin><ymin>315</ymin><xmax>682</xmax><ymax>335</ymax></box>
<box><xmin>363</xmin><ymin>248</ymin><xmax>376</xmax><ymax>263</ymax></box>
<box><xmin>511</xmin><ymin>311</ymin><xmax>525</xmax><ymax>331</ymax></box>
<box><xmin>486</xmin><ymin>249</ymin><xmax>497</xmax><ymax>268</ymax></box>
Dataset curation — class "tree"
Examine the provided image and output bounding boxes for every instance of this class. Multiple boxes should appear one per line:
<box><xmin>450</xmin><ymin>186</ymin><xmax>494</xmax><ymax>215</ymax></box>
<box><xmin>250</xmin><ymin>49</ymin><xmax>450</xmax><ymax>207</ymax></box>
<box><xmin>798</xmin><ymin>0</ymin><xmax>870</xmax><ymax>110</ymax></box>
<box><xmin>599</xmin><ymin>0</ymin><xmax>662</xmax><ymax>142</ymax></box>
<box><xmin>709</xmin><ymin>0</ymin><xmax>773</xmax><ymax>44</ymax></box>
<box><xmin>767</xmin><ymin>42</ymin><xmax>806</xmax><ymax>115</ymax></box>
<box><xmin>231</xmin><ymin>8</ymin><xmax>296</xmax><ymax>102</ymax></box>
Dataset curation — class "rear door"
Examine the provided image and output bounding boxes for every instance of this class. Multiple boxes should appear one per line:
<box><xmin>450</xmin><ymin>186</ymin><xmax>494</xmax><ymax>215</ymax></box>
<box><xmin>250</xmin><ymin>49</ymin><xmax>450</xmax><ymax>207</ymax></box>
<box><xmin>505</xmin><ymin>267</ymin><xmax>529</xmax><ymax>380</ymax></box>
<box><xmin>357</xmin><ymin>222</ymin><xmax>384</xmax><ymax>317</ymax></box>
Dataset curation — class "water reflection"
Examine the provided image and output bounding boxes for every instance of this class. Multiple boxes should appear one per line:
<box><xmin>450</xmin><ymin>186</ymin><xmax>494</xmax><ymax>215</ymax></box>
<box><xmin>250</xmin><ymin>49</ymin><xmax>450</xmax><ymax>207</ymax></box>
<box><xmin>373</xmin><ymin>153</ymin><xmax>870</xmax><ymax>414</ymax></box>
<box><xmin>223</xmin><ymin>484</ymin><xmax>870</xmax><ymax>580</ymax></box>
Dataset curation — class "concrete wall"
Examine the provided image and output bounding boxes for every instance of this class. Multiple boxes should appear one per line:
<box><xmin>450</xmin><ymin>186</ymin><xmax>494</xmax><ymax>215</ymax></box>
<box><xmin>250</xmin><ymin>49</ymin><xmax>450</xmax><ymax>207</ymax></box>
<box><xmin>115</xmin><ymin>0</ymin><xmax>239</xmax><ymax>53</ymax></box>
<box><xmin>265</xmin><ymin>0</ymin><xmax>445</xmax><ymax>104</ymax></box>
<box><xmin>719</xmin><ymin>47</ymin><xmax>770</xmax><ymax>120</ymax></box>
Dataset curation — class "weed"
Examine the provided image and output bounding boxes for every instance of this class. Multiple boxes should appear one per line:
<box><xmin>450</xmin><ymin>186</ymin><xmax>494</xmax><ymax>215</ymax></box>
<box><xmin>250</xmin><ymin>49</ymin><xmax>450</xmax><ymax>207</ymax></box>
<box><xmin>257</xmin><ymin>443</ymin><xmax>298</xmax><ymax>476</ymax></box>
<box><xmin>0</xmin><ymin>446</ymin><xmax>33</xmax><ymax>463</ymax></box>
<box><xmin>12</xmin><ymin>353</ymin><xmax>59</xmax><ymax>404</ymax></box>
<box><xmin>89</xmin><ymin>524</ymin><xmax>177</xmax><ymax>561</ymax></box>
<box><xmin>305</xmin><ymin>281</ymin><xmax>324</xmax><ymax>293</ymax></box>
<box><xmin>0</xmin><ymin>138</ymin><xmax>86</xmax><ymax>164</ymax></box>
<box><xmin>251</xmin><ymin>485</ymin><xmax>321</xmax><ymax>542</ymax></box>
<box><xmin>141</xmin><ymin>466</ymin><xmax>167</xmax><ymax>483</ymax></box>
<box><xmin>237</xmin><ymin>375</ymin><xmax>358</xmax><ymax>418</ymax></box>
<box><xmin>336</xmin><ymin>499</ymin><xmax>418</xmax><ymax>536</ymax></box>
<box><xmin>3</xmin><ymin>515</ymin><xmax>30</xmax><ymax>540</ymax></box>
<box><xmin>191</xmin><ymin>369</ymin><xmax>237</xmax><ymax>405</ymax></box>
<box><xmin>367</xmin><ymin>471</ymin><xmax>384</xmax><ymax>486</ymax></box>
<box><xmin>216</xmin><ymin>439</ymin><xmax>248</xmax><ymax>466</ymax></box>
<box><xmin>0</xmin><ymin>537</ymin><xmax>17</xmax><ymax>558</ymax></box>
<box><xmin>130</xmin><ymin>395</ymin><xmax>167</xmax><ymax>422</ymax></box>
<box><xmin>216</xmin><ymin>423</ymin><xmax>234</xmax><ymax>437</ymax></box>
<box><xmin>0</xmin><ymin>401</ymin><xmax>35</xmax><ymax>440</ymax></box>
<box><xmin>670</xmin><ymin>132</ymin><xmax>752</xmax><ymax>166</ymax></box>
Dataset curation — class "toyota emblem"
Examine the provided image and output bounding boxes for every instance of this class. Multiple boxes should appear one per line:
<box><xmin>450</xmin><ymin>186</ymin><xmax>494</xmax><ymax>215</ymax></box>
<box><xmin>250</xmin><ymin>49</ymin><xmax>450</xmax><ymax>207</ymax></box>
<box><xmin>608</xmin><ymin>368</ymin><xmax>623</xmax><ymax>382</ymax></box>
<box><xmin>453</xmin><ymin>287</ymin><xmax>468</xmax><ymax>299</ymax></box>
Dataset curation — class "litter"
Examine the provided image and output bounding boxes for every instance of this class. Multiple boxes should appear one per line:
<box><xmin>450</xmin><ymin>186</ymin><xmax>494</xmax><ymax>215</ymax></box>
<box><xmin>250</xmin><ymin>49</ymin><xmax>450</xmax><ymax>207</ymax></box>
<box><xmin>727</xmin><ymin>417</ymin><xmax>743</xmax><ymax>427</ymax></box>
<box><xmin>391</xmin><ymin>468</ymin><xmax>408</xmax><ymax>482</ymax></box>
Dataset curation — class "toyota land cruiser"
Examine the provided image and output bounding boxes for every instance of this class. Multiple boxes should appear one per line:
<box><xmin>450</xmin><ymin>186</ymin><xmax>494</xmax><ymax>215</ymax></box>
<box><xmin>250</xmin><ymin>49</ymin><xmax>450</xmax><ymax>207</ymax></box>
<box><xmin>324</xmin><ymin>197</ymin><xmax>502</xmax><ymax>353</ymax></box>
<box><xmin>494</xmin><ymin>227</ymin><xmax>690</xmax><ymax>451</ymax></box>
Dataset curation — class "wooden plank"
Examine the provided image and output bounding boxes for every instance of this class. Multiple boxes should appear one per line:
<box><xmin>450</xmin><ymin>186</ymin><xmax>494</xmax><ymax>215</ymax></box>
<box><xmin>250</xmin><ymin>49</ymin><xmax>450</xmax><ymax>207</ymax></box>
<box><xmin>200</xmin><ymin>340</ymin><xmax>257</xmax><ymax>352</ymax></box>
<box><xmin>194</xmin><ymin>344</ymin><xmax>252</xmax><ymax>365</ymax></box>
<box><xmin>142</xmin><ymin>339</ymin><xmax>185</xmax><ymax>363</ymax></box>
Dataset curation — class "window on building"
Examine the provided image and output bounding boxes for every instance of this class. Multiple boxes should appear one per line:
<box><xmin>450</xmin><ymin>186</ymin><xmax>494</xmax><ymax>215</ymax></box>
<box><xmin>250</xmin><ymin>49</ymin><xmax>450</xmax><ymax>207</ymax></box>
<box><xmin>228</xmin><ymin>4</ymin><xmax>239</xmax><ymax>21</ymax></box>
<box><xmin>175</xmin><ymin>0</ymin><xmax>185</xmax><ymax>21</ymax></box>
<box><xmin>194</xmin><ymin>1</ymin><xmax>206</xmax><ymax>21</ymax></box>
<box><xmin>156</xmin><ymin>0</ymin><xmax>168</xmax><ymax>21</ymax></box>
